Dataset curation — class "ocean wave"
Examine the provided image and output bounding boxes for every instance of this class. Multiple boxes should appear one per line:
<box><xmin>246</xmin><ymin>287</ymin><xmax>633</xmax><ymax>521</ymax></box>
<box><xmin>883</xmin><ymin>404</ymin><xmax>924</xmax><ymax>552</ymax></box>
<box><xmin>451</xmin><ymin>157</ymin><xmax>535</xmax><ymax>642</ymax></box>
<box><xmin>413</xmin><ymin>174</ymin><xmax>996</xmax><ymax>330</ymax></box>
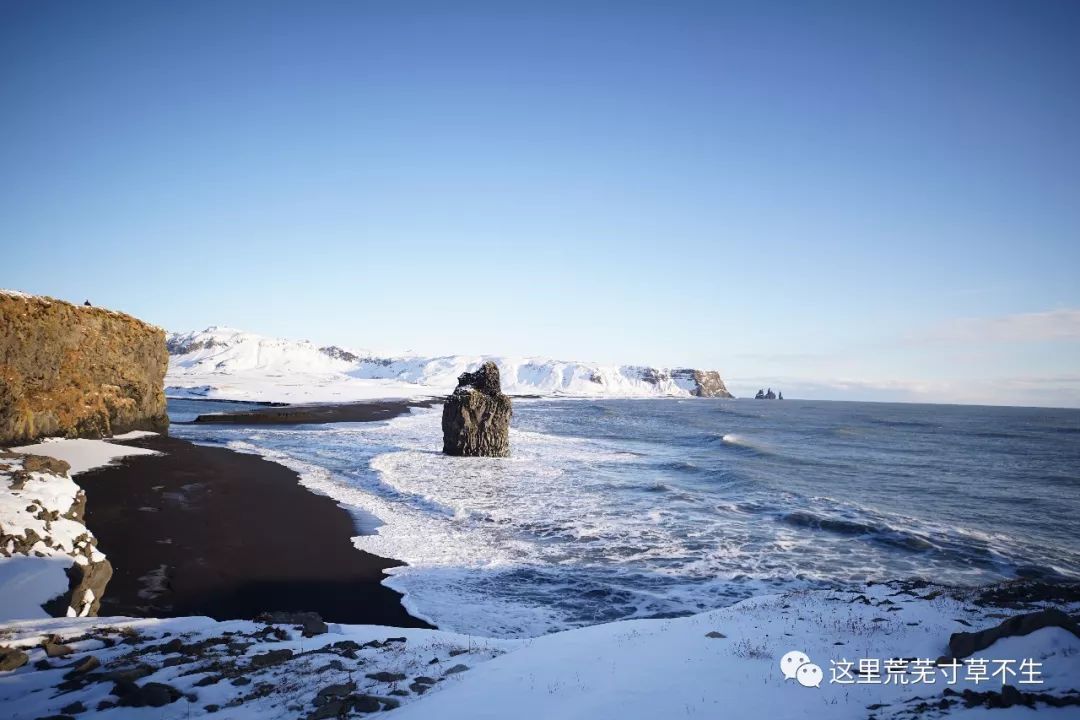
<box><xmin>167</xmin><ymin>397</ymin><xmax>1080</xmax><ymax>638</ymax></box>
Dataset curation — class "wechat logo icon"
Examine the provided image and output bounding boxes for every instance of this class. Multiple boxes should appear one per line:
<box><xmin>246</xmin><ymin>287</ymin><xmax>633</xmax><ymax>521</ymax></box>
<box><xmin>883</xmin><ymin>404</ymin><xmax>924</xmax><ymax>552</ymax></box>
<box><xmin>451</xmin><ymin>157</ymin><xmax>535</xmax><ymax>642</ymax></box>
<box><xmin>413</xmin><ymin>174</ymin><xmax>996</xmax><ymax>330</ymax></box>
<box><xmin>780</xmin><ymin>650</ymin><xmax>822</xmax><ymax>688</ymax></box>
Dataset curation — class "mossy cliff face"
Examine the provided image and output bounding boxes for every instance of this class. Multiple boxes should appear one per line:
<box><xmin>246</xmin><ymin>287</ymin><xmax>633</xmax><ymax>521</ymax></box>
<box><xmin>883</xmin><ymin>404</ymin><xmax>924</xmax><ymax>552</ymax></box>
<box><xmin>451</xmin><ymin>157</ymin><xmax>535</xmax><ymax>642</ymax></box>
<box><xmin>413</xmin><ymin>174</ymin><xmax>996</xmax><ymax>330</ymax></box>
<box><xmin>0</xmin><ymin>292</ymin><xmax>169</xmax><ymax>444</ymax></box>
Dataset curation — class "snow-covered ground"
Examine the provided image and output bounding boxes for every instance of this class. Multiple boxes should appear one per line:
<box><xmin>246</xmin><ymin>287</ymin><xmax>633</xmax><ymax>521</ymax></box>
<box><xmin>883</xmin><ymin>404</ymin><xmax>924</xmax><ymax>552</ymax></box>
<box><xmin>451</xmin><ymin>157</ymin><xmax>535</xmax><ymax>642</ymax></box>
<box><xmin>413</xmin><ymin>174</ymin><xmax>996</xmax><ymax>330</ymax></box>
<box><xmin>165</xmin><ymin>327</ymin><xmax>721</xmax><ymax>403</ymax></box>
<box><xmin>1</xmin><ymin>583</ymin><xmax>1077</xmax><ymax>719</ymax></box>
<box><xmin>0</xmin><ymin>438</ymin><xmax>160</xmax><ymax>621</ymax></box>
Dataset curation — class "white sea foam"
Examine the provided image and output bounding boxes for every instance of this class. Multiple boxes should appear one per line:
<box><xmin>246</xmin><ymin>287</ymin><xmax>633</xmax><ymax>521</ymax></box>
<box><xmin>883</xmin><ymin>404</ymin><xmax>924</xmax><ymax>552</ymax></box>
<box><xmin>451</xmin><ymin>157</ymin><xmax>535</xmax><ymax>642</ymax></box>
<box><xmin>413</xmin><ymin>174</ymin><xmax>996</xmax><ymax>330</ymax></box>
<box><xmin>170</xmin><ymin>400</ymin><xmax>1080</xmax><ymax>639</ymax></box>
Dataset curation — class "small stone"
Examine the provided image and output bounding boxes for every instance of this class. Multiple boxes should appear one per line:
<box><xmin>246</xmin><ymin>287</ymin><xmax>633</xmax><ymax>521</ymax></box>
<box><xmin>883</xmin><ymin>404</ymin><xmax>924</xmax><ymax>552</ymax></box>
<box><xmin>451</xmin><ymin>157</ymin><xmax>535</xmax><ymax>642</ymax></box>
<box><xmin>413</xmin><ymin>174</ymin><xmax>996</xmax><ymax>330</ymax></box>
<box><xmin>249</xmin><ymin>649</ymin><xmax>293</xmax><ymax>668</ymax></box>
<box><xmin>314</xmin><ymin>682</ymin><xmax>356</xmax><ymax>706</ymax></box>
<box><xmin>161</xmin><ymin>638</ymin><xmax>184</xmax><ymax>653</ymax></box>
<box><xmin>705</xmin><ymin>631</ymin><xmax>726</xmax><ymax>639</ymax></box>
<box><xmin>365</xmin><ymin>671</ymin><xmax>406</xmax><ymax>683</ymax></box>
<box><xmin>107</xmin><ymin>665</ymin><xmax>154</xmax><ymax>682</ymax></box>
<box><xmin>444</xmin><ymin>664</ymin><xmax>469</xmax><ymax>675</ymax></box>
<box><xmin>307</xmin><ymin>699</ymin><xmax>344</xmax><ymax>720</ymax></box>
<box><xmin>43</xmin><ymin>641</ymin><xmax>73</xmax><ymax>658</ymax></box>
<box><xmin>63</xmin><ymin>656</ymin><xmax>100</xmax><ymax>677</ymax></box>
<box><xmin>64</xmin><ymin>655</ymin><xmax>100</xmax><ymax>677</ymax></box>
<box><xmin>1000</xmin><ymin>685</ymin><xmax>1023</xmax><ymax>709</ymax></box>
<box><xmin>349</xmin><ymin>695</ymin><xmax>381</xmax><ymax>713</ymax></box>
<box><xmin>135</xmin><ymin>682</ymin><xmax>182</xmax><ymax>708</ymax></box>
<box><xmin>60</xmin><ymin>701</ymin><xmax>86</xmax><ymax>714</ymax></box>
<box><xmin>0</xmin><ymin>647</ymin><xmax>29</xmax><ymax>671</ymax></box>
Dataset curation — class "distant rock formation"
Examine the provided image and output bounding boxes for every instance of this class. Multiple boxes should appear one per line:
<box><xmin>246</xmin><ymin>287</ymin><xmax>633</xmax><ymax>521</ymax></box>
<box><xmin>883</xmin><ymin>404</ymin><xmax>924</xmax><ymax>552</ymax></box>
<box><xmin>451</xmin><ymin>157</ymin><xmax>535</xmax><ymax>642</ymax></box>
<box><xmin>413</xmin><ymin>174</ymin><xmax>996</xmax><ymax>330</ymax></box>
<box><xmin>0</xmin><ymin>291</ymin><xmax>169</xmax><ymax>444</ymax></box>
<box><xmin>168</xmin><ymin>327</ymin><xmax>738</xmax><ymax>399</ymax></box>
<box><xmin>441</xmin><ymin>362</ymin><xmax>512</xmax><ymax>457</ymax></box>
<box><xmin>674</xmin><ymin>370</ymin><xmax>735</xmax><ymax>398</ymax></box>
<box><xmin>754</xmin><ymin>388</ymin><xmax>781</xmax><ymax>400</ymax></box>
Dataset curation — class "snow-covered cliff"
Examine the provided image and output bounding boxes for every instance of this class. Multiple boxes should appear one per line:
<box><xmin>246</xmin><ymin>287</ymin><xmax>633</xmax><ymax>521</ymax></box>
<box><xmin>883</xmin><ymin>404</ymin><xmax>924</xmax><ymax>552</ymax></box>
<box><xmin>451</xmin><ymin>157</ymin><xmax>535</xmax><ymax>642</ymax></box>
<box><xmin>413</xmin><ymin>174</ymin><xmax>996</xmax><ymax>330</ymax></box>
<box><xmin>165</xmin><ymin>327</ymin><xmax>734</xmax><ymax>403</ymax></box>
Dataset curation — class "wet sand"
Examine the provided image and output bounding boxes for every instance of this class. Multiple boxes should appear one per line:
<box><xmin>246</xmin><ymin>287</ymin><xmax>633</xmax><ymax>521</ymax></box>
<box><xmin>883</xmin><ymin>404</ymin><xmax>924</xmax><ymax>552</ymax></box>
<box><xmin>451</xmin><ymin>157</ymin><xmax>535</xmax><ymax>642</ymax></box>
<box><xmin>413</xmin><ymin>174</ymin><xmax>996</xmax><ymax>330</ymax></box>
<box><xmin>80</xmin><ymin>433</ymin><xmax>432</xmax><ymax>627</ymax></box>
<box><xmin>187</xmin><ymin>398</ymin><xmax>439</xmax><ymax>425</ymax></box>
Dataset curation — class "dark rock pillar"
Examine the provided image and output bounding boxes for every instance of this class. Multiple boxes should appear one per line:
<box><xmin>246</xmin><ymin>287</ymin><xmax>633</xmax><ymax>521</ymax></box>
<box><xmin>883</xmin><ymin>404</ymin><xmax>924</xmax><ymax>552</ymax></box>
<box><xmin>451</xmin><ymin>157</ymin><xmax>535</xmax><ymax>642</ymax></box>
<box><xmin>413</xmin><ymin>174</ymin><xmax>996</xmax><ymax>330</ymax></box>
<box><xmin>441</xmin><ymin>362</ymin><xmax>512</xmax><ymax>457</ymax></box>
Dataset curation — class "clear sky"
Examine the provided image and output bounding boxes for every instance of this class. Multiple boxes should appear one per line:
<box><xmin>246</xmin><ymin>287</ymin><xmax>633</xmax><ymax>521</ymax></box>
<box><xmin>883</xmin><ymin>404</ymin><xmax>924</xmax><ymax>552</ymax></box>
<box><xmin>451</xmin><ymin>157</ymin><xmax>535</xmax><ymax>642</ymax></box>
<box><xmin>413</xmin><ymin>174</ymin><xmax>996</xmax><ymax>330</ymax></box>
<box><xmin>3</xmin><ymin>1</ymin><xmax>1079</xmax><ymax>406</ymax></box>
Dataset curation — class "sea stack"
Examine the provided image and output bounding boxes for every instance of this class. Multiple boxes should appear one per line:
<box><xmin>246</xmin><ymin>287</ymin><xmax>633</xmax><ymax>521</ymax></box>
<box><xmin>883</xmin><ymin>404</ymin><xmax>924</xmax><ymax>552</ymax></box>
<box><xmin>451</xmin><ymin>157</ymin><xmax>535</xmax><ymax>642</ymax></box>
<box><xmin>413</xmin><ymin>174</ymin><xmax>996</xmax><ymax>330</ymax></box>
<box><xmin>441</xmin><ymin>361</ymin><xmax>512</xmax><ymax>457</ymax></box>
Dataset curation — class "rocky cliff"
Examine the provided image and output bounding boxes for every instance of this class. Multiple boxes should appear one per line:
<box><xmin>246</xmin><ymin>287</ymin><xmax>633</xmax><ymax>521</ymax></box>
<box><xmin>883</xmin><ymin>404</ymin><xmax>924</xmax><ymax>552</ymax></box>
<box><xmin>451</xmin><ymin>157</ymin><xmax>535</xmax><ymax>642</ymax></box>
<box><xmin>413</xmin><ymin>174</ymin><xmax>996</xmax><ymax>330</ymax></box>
<box><xmin>0</xmin><ymin>291</ymin><xmax>169</xmax><ymax>445</ymax></box>
<box><xmin>671</xmin><ymin>370</ymin><xmax>734</xmax><ymax>398</ymax></box>
<box><xmin>442</xmin><ymin>362</ymin><xmax>513</xmax><ymax>457</ymax></box>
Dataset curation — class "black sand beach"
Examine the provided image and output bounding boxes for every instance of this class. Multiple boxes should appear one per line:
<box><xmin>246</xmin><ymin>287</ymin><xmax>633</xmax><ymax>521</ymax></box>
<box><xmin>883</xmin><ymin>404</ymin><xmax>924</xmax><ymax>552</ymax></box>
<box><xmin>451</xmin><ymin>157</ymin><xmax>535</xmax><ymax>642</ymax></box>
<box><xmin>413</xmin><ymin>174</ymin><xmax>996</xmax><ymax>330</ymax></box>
<box><xmin>80</xmin><ymin>433</ymin><xmax>431</xmax><ymax>628</ymax></box>
<box><xmin>187</xmin><ymin>398</ymin><xmax>438</xmax><ymax>425</ymax></box>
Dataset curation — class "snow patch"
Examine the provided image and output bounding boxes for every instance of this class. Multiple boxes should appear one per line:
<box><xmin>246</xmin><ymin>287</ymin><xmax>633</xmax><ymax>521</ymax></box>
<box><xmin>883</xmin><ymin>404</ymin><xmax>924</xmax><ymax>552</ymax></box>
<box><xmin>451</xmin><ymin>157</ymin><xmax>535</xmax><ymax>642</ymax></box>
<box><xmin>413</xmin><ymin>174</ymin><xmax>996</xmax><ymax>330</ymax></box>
<box><xmin>12</xmin><ymin>437</ymin><xmax>160</xmax><ymax>475</ymax></box>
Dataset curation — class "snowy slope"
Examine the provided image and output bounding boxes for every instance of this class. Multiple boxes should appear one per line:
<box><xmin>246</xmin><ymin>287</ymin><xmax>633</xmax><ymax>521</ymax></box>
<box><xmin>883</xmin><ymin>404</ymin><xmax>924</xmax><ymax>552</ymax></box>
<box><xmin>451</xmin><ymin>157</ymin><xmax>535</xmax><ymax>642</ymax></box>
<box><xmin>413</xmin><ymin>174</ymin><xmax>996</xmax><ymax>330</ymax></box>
<box><xmin>0</xmin><ymin>583</ymin><xmax>1077</xmax><ymax>719</ymax></box>
<box><xmin>165</xmin><ymin>327</ymin><xmax>732</xmax><ymax>403</ymax></box>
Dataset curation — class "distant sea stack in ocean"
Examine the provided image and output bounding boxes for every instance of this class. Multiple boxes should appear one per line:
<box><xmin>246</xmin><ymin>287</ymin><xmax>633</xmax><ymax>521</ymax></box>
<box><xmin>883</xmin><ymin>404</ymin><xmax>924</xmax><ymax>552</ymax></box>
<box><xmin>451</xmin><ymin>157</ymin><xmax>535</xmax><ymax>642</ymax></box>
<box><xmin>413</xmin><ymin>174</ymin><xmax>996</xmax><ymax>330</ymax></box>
<box><xmin>754</xmin><ymin>388</ymin><xmax>783</xmax><ymax>400</ymax></box>
<box><xmin>0</xmin><ymin>290</ymin><xmax>169</xmax><ymax>444</ymax></box>
<box><xmin>442</xmin><ymin>361</ymin><xmax>513</xmax><ymax>457</ymax></box>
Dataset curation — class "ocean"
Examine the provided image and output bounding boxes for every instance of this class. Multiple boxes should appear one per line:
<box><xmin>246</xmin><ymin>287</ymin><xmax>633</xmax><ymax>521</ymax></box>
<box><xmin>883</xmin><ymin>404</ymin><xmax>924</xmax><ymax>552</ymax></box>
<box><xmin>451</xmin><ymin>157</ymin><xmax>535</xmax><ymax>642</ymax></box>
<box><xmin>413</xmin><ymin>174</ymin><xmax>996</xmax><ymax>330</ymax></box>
<box><xmin>168</xmin><ymin>398</ymin><xmax>1080</xmax><ymax>638</ymax></box>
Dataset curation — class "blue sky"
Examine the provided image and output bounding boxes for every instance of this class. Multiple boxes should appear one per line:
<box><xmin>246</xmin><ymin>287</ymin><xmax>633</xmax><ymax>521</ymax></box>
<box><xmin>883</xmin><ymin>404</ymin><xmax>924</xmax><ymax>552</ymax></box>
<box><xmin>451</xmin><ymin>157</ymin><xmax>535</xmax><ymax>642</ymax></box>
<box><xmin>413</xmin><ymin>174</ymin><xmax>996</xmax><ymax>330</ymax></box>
<box><xmin>3</xmin><ymin>1</ymin><xmax>1079</xmax><ymax>405</ymax></box>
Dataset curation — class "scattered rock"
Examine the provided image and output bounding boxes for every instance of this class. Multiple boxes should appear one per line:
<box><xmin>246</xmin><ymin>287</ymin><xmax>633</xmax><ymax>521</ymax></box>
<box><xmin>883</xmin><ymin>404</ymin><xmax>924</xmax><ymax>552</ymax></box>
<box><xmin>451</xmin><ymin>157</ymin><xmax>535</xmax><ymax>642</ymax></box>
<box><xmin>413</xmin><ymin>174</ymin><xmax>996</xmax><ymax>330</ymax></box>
<box><xmin>63</xmin><ymin>655</ymin><xmax>100</xmax><ymax>677</ymax></box>
<box><xmin>314</xmin><ymin>682</ymin><xmax>356</xmax><ymax>705</ymax></box>
<box><xmin>116</xmin><ymin>682</ymin><xmax>182</xmax><ymax>708</ymax></box>
<box><xmin>60</xmin><ymin>701</ymin><xmax>86</xmax><ymax>714</ymax></box>
<box><xmin>365</xmin><ymin>671</ymin><xmax>406</xmax><ymax>683</ymax></box>
<box><xmin>0</xmin><ymin>647</ymin><xmax>29</xmax><ymax>671</ymax></box>
<box><xmin>140</xmin><ymin>682</ymin><xmax>183</xmax><ymax>708</ymax></box>
<box><xmin>307</xmin><ymin>699</ymin><xmax>345</xmax><ymax>719</ymax></box>
<box><xmin>441</xmin><ymin>362</ymin><xmax>512</xmax><ymax>457</ymax></box>
<box><xmin>42</xmin><ymin>639</ymin><xmax>73</xmax><ymax>658</ymax></box>
<box><xmin>705</xmin><ymin>631</ymin><xmax>726</xmax><ymax>639</ymax></box>
<box><xmin>948</xmin><ymin>608</ymin><xmax>1080</xmax><ymax>659</ymax></box>
<box><xmin>444</xmin><ymin>664</ymin><xmax>469</xmax><ymax>675</ymax></box>
<box><xmin>106</xmin><ymin>664</ymin><xmax>154</xmax><ymax>682</ymax></box>
<box><xmin>350</xmin><ymin>695</ymin><xmax>382</xmax><ymax>713</ymax></box>
<box><xmin>249</xmin><ymin>648</ymin><xmax>293</xmax><ymax>668</ymax></box>
<box><xmin>255</xmin><ymin>611</ymin><xmax>328</xmax><ymax>637</ymax></box>
<box><xmin>161</xmin><ymin>638</ymin><xmax>184</xmax><ymax>653</ymax></box>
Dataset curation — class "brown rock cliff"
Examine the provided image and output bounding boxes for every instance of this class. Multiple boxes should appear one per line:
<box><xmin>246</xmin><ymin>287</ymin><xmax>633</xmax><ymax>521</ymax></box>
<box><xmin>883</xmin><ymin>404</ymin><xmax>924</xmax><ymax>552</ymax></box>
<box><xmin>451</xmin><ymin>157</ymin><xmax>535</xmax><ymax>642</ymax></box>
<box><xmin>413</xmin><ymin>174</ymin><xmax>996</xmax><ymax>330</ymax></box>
<box><xmin>0</xmin><ymin>291</ymin><xmax>169</xmax><ymax>444</ymax></box>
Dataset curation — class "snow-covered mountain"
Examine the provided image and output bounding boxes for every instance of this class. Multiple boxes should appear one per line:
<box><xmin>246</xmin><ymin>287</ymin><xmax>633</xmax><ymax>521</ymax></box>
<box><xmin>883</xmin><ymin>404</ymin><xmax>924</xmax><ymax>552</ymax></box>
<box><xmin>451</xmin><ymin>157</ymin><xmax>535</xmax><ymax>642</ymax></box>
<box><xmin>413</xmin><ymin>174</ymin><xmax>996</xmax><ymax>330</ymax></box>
<box><xmin>165</xmin><ymin>327</ymin><xmax>734</xmax><ymax>403</ymax></box>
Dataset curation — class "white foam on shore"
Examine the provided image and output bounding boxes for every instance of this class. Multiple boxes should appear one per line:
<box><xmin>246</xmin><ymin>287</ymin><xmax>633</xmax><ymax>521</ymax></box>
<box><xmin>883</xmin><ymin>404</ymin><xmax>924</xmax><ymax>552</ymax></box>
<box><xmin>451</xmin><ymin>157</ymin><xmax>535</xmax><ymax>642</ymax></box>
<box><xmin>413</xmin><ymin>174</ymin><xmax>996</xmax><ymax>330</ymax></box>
<box><xmin>169</xmin><ymin>403</ymin><xmax>1079</xmax><ymax>639</ymax></box>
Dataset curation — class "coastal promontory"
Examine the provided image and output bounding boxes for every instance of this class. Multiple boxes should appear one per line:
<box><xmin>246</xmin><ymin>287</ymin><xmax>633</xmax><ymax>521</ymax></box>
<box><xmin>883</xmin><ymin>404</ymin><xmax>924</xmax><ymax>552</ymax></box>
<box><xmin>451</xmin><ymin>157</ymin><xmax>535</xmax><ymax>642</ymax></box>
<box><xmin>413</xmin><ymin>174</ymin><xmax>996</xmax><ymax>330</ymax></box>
<box><xmin>0</xmin><ymin>290</ymin><xmax>169</xmax><ymax>445</ymax></box>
